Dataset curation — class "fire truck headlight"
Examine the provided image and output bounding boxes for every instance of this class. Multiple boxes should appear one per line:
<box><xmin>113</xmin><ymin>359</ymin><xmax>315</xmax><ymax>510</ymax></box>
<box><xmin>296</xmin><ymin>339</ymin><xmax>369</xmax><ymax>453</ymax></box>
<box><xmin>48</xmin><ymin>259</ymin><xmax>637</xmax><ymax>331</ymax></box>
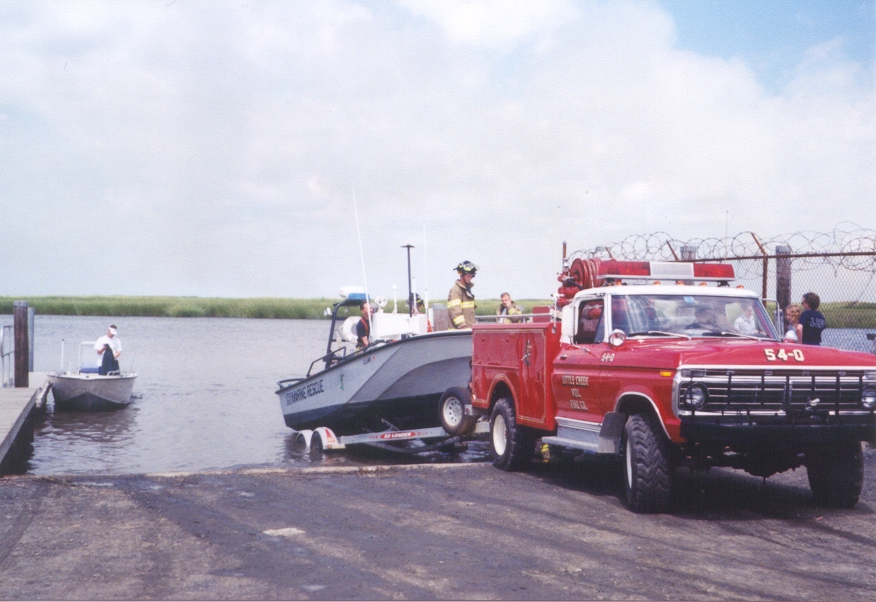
<box><xmin>684</xmin><ymin>384</ymin><xmax>708</xmax><ymax>409</ymax></box>
<box><xmin>862</xmin><ymin>386</ymin><xmax>876</xmax><ymax>409</ymax></box>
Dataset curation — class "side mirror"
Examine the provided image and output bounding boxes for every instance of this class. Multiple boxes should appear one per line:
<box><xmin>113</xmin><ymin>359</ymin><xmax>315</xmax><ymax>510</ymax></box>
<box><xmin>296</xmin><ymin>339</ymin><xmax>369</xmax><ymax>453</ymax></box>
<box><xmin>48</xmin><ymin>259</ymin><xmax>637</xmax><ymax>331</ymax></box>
<box><xmin>560</xmin><ymin>304</ymin><xmax>575</xmax><ymax>344</ymax></box>
<box><xmin>608</xmin><ymin>329</ymin><xmax>626</xmax><ymax>348</ymax></box>
<box><xmin>324</xmin><ymin>307</ymin><xmax>332</xmax><ymax>317</ymax></box>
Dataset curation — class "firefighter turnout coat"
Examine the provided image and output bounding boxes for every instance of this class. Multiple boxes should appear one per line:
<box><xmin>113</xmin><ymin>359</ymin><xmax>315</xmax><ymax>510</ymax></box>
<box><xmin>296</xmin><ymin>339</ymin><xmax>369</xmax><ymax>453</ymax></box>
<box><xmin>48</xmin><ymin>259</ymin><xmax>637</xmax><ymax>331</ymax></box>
<box><xmin>448</xmin><ymin>279</ymin><xmax>476</xmax><ymax>329</ymax></box>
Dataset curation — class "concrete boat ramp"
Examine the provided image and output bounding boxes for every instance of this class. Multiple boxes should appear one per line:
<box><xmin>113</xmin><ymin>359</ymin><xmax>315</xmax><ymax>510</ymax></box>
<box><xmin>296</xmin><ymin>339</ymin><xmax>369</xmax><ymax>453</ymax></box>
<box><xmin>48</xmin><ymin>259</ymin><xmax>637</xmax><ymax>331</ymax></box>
<box><xmin>1</xmin><ymin>456</ymin><xmax>875</xmax><ymax>600</ymax></box>
<box><xmin>0</xmin><ymin>373</ymin><xmax>48</xmax><ymax>475</ymax></box>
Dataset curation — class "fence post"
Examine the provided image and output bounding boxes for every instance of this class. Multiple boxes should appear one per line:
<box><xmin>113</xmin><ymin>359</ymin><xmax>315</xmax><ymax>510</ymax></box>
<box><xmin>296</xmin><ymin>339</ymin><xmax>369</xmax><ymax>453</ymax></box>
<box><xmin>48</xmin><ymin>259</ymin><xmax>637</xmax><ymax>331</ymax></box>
<box><xmin>681</xmin><ymin>246</ymin><xmax>696</xmax><ymax>284</ymax></box>
<box><xmin>776</xmin><ymin>245</ymin><xmax>792</xmax><ymax>312</ymax></box>
<box><xmin>13</xmin><ymin>301</ymin><xmax>29</xmax><ymax>388</ymax></box>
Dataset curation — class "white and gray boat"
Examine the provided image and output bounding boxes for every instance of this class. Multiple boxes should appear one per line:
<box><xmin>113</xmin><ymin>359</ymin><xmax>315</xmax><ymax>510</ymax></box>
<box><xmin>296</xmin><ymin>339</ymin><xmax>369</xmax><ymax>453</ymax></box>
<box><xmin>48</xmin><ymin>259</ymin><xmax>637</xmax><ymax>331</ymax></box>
<box><xmin>276</xmin><ymin>292</ymin><xmax>472</xmax><ymax>436</ymax></box>
<box><xmin>47</xmin><ymin>341</ymin><xmax>137</xmax><ymax>411</ymax></box>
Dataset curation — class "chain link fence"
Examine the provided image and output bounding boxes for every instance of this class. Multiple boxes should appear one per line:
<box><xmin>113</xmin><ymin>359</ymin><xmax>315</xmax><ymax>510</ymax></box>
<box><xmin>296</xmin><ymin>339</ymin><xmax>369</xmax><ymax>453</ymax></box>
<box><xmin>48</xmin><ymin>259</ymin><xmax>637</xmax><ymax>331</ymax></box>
<box><xmin>570</xmin><ymin>225</ymin><xmax>876</xmax><ymax>354</ymax></box>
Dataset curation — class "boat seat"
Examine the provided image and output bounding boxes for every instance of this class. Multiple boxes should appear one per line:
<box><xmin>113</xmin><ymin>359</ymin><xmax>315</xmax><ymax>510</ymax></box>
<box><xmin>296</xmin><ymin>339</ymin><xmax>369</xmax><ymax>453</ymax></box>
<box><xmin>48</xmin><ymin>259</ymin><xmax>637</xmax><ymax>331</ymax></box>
<box><xmin>79</xmin><ymin>366</ymin><xmax>100</xmax><ymax>374</ymax></box>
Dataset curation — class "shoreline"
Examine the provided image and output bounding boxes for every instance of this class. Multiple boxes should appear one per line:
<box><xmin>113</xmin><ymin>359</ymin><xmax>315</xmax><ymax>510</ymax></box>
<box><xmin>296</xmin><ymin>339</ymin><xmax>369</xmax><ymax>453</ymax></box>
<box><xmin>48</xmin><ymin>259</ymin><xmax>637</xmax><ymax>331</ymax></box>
<box><xmin>0</xmin><ymin>296</ymin><xmax>554</xmax><ymax>320</ymax></box>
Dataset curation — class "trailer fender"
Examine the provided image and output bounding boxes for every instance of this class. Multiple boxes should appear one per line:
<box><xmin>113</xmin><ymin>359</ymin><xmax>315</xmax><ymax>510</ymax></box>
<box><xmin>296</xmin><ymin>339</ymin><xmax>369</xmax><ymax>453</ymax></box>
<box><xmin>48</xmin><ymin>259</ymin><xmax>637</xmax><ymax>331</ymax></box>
<box><xmin>294</xmin><ymin>429</ymin><xmax>314</xmax><ymax>451</ymax></box>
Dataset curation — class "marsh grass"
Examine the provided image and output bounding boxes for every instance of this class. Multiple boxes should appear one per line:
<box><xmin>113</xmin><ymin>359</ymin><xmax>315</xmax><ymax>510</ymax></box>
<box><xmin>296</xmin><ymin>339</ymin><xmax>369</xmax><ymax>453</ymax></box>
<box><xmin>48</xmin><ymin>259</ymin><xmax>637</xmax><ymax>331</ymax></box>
<box><xmin>0</xmin><ymin>296</ymin><xmax>338</xmax><ymax>320</ymax></box>
<box><xmin>0</xmin><ymin>296</ymin><xmax>556</xmax><ymax>320</ymax></box>
<box><xmin>6</xmin><ymin>296</ymin><xmax>872</xmax><ymax>327</ymax></box>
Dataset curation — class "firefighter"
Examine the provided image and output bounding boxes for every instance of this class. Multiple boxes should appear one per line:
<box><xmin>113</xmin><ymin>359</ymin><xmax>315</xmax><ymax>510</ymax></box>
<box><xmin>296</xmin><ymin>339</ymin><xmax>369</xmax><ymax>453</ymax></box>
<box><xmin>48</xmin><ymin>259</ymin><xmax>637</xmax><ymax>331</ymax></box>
<box><xmin>448</xmin><ymin>261</ymin><xmax>477</xmax><ymax>329</ymax></box>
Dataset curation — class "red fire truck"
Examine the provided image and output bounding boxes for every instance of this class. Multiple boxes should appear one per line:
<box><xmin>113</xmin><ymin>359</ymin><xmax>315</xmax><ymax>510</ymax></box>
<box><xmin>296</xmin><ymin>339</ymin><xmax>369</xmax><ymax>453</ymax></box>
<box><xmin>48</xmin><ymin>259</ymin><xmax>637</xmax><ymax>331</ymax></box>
<box><xmin>463</xmin><ymin>257</ymin><xmax>876</xmax><ymax>512</ymax></box>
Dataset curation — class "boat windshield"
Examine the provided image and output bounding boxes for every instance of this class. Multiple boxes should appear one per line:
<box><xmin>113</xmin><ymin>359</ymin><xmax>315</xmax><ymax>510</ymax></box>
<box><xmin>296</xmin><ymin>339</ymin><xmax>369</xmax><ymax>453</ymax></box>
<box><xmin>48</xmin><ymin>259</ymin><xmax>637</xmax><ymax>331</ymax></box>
<box><xmin>610</xmin><ymin>293</ymin><xmax>778</xmax><ymax>340</ymax></box>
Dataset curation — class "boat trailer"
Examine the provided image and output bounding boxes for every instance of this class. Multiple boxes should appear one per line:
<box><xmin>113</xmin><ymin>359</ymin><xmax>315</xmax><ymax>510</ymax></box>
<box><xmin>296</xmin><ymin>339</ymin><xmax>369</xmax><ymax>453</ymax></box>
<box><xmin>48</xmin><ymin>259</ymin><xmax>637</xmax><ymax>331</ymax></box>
<box><xmin>296</xmin><ymin>420</ymin><xmax>490</xmax><ymax>455</ymax></box>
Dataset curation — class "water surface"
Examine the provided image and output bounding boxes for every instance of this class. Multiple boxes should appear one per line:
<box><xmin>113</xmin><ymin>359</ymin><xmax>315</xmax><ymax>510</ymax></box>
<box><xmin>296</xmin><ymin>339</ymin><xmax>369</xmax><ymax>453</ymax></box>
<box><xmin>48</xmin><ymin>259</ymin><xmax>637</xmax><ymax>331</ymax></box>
<box><xmin>19</xmin><ymin>315</ymin><xmax>365</xmax><ymax>475</ymax></box>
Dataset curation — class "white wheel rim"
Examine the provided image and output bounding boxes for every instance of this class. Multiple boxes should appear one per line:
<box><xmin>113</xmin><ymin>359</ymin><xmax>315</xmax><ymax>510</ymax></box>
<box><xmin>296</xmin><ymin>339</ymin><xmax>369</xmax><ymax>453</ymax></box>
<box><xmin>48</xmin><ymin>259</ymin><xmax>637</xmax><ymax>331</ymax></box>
<box><xmin>625</xmin><ymin>437</ymin><xmax>633</xmax><ymax>489</ymax></box>
<box><xmin>443</xmin><ymin>397</ymin><xmax>463</xmax><ymax>427</ymax></box>
<box><xmin>492</xmin><ymin>414</ymin><xmax>507</xmax><ymax>456</ymax></box>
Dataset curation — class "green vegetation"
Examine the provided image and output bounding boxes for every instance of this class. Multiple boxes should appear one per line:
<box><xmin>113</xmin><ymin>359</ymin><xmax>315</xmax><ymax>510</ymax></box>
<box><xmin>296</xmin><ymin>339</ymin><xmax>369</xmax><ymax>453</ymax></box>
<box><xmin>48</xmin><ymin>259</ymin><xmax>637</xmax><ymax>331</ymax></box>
<box><xmin>5</xmin><ymin>296</ymin><xmax>871</xmax><ymax>328</ymax></box>
<box><xmin>0</xmin><ymin>296</ymin><xmax>555</xmax><ymax>320</ymax></box>
<box><xmin>820</xmin><ymin>302</ymin><xmax>876</xmax><ymax>329</ymax></box>
<box><xmin>0</xmin><ymin>296</ymin><xmax>338</xmax><ymax>320</ymax></box>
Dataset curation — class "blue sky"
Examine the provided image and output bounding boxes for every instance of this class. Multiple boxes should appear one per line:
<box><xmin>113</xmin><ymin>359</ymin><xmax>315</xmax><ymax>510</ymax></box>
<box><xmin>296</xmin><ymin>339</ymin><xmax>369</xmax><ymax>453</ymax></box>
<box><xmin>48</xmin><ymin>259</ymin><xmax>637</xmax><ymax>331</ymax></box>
<box><xmin>664</xmin><ymin>0</ymin><xmax>874</xmax><ymax>91</ymax></box>
<box><xmin>1</xmin><ymin>0</ymin><xmax>874</xmax><ymax>301</ymax></box>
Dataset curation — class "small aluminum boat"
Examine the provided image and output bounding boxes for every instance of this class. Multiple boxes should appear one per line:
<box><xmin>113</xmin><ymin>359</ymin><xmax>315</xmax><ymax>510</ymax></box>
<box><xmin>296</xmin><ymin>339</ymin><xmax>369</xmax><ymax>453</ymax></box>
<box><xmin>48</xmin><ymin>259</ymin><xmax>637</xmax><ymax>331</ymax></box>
<box><xmin>47</xmin><ymin>341</ymin><xmax>137</xmax><ymax>411</ymax></box>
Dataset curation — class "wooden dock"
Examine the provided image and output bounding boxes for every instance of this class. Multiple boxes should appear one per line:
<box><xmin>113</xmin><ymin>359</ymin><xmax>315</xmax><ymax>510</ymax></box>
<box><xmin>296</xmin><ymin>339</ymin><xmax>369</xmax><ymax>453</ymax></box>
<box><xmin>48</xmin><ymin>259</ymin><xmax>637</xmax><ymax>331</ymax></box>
<box><xmin>0</xmin><ymin>372</ymin><xmax>48</xmax><ymax>474</ymax></box>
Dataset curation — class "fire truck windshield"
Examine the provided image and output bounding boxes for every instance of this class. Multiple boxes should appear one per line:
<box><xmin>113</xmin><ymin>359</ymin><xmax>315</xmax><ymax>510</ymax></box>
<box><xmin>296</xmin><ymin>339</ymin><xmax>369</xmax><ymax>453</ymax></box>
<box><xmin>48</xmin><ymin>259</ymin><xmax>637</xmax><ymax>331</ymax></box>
<box><xmin>610</xmin><ymin>293</ymin><xmax>778</xmax><ymax>340</ymax></box>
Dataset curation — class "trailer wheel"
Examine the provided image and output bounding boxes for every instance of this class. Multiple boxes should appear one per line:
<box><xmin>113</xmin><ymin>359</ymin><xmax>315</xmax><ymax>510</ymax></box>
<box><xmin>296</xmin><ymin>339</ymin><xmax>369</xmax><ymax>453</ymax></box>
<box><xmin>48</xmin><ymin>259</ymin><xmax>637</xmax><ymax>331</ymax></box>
<box><xmin>806</xmin><ymin>442</ymin><xmax>863</xmax><ymax>508</ymax></box>
<box><xmin>310</xmin><ymin>432</ymin><xmax>324</xmax><ymax>455</ymax></box>
<box><xmin>622</xmin><ymin>413</ymin><xmax>672</xmax><ymax>513</ymax></box>
<box><xmin>490</xmin><ymin>398</ymin><xmax>535</xmax><ymax>471</ymax></box>
<box><xmin>439</xmin><ymin>387</ymin><xmax>476</xmax><ymax>436</ymax></box>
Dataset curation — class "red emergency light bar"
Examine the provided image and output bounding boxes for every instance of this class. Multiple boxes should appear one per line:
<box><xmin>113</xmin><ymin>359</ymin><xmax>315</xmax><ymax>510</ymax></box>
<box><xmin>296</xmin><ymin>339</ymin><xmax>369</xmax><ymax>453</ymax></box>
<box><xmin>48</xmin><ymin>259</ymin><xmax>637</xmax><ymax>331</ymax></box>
<box><xmin>597</xmin><ymin>260</ymin><xmax>735</xmax><ymax>281</ymax></box>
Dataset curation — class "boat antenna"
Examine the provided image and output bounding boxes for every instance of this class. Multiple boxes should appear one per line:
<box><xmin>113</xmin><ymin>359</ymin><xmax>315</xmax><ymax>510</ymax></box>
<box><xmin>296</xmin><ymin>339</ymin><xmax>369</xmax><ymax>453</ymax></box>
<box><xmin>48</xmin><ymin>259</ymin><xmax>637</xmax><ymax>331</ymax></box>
<box><xmin>352</xmin><ymin>189</ymin><xmax>371</xmax><ymax>324</ymax></box>
<box><xmin>422</xmin><ymin>222</ymin><xmax>429</xmax><ymax>312</ymax></box>
<box><xmin>402</xmin><ymin>244</ymin><xmax>414</xmax><ymax>317</ymax></box>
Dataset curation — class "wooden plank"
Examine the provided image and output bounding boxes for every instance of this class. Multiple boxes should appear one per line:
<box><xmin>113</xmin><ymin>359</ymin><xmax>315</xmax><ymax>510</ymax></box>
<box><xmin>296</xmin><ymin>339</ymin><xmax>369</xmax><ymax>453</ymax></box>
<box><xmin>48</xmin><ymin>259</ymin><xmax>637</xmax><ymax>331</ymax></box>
<box><xmin>0</xmin><ymin>376</ymin><xmax>43</xmax><ymax>466</ymax></box>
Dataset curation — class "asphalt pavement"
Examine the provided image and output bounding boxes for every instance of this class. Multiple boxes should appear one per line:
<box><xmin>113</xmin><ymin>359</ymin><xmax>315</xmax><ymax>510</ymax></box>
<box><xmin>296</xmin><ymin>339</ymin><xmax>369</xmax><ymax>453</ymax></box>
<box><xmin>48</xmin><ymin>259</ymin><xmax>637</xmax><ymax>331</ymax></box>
<box><xmin>1</xmin><ymin>449</ymin><xmax>875</xmax><ymax>600</ymax></box>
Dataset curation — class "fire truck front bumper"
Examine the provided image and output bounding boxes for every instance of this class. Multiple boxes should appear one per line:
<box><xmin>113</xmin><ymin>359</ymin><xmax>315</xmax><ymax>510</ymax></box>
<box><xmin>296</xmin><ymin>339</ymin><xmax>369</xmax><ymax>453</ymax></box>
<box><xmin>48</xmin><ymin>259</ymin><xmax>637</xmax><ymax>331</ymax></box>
<box><xmin>679</xmin><ymin>416</ymin><xmax>876</xmax><ymax>450</ymax></box>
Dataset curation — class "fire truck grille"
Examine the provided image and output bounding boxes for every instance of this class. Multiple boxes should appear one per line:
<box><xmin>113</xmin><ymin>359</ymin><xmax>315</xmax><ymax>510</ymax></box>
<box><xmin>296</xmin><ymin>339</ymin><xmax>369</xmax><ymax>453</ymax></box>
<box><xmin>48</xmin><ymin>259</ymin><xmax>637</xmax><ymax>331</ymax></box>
<box><xmin>677</xmin><ymin>369</ymin><xmax>876</xmax><ymax>415</ymax></box>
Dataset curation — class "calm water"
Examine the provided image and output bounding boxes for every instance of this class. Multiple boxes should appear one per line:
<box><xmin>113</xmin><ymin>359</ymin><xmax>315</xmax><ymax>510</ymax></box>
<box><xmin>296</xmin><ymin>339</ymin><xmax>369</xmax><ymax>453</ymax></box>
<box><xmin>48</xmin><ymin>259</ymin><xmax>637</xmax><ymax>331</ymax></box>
<box><xmin>3</xmin><ymin>315</ymin><xmax>872</xmax><ymax>476</ymax></box>
<box><xmin>11</xmin><ymin>315</ymin><xmax>392</xmax><ymax>475</ymax></box>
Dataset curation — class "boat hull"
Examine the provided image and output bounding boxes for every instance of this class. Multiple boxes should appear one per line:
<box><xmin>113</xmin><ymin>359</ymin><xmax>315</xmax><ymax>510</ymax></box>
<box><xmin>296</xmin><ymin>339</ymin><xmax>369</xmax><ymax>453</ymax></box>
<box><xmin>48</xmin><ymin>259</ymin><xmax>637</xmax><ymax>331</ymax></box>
<box><xmin>47</xmin><ymin>373</ymin><xmax>137</xmax><ymax>412</ymax></box>
<box><xmin>277</xmin><ymin>330</ymin><xmax>472</xmax><ymax>435</ymax></box>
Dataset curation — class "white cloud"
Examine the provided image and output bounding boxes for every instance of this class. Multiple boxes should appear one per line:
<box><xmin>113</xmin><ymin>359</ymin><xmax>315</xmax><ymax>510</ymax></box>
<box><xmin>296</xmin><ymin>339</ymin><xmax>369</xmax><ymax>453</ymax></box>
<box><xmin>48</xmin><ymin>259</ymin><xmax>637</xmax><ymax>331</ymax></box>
<box><xmin>399</xmin><ymin>0</ymin><xmax>577</xmax><ymax>49</ymax></box>
<box><xmin>0</xmin><ymin>0</ymin><xmax>872</xmax><ymax>300</ymax></box>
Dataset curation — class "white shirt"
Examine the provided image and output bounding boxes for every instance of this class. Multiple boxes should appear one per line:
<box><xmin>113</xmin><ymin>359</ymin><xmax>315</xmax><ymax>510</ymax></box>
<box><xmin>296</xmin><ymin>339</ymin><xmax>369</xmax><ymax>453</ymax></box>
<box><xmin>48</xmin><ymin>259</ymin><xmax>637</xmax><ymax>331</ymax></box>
<box><xmin>734</xmin><ymin>313</ymin><xmax>758</xmax><ymax>335</ymax></box>
<box><xmin>94</xmin><ymin>335</ymin><xmax>122</xmax><ymax>365</ymax></box>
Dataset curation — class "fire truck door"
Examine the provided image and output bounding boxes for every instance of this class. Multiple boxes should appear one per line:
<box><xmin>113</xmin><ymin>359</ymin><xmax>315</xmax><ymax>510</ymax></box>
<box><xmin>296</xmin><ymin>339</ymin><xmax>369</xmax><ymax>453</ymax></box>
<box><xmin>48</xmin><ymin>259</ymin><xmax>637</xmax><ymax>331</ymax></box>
<box><xmin>517</xmin><ymin>329</ymin><xmax>550</xmax><ymax>426</ymax></box>
<box><xmin>552</xmin><ymin>299</ymin><xmax>605</xmax><ymax>422</ymax></box>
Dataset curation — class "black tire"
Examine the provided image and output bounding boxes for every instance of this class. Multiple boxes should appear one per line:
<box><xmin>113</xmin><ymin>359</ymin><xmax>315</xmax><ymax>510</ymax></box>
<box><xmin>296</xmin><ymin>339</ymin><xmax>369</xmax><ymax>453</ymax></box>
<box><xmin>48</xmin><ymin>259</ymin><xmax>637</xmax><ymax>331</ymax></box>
<box><xmin>310</xmin><ymin>432</ymin><xmax>324</xmax><ymax>455</ymax></box>
<box><xmin>622</xmin><ymin>413</ymin><xmax>673</xmax><ymax>513</ymax></box>
<box><xmin>806</xmin><ymin>442</ymin><xmax>864</xmax><ymax>508</ymax></box>
<box><xmin>439</xmin><ymin>386</ymin><xmax>477</xmax><ymax>436</ymax></box>
<box><xmin>490</xmin><ymin>398</ymin><xmax>536</xmax><ymax>471</ymax></box>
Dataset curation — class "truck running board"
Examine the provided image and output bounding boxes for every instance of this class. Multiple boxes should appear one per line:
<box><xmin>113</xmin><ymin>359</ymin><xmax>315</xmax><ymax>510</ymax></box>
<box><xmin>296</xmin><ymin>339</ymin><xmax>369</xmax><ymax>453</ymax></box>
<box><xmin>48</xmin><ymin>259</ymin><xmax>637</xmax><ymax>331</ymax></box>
<box><xmin>541</xmin><ymin>435</ymin><xmax>599</xmax><ymax>453</ymax></box>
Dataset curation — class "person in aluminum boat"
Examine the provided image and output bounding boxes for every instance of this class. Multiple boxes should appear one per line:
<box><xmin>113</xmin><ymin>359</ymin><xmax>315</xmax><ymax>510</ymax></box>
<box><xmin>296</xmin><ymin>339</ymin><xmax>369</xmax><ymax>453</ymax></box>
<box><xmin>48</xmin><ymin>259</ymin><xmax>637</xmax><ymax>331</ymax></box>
<box><xmin>95</xmin><ymin>325</ymin><xmax>122</xmax><ymax>375</ymax></box>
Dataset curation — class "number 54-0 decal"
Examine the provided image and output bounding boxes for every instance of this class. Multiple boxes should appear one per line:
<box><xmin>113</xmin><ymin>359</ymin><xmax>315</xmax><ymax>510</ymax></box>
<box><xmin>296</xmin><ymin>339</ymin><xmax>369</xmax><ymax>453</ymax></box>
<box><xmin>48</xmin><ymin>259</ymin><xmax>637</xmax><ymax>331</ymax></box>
<box><xmin>764</xmin><ymin>348</ymin><xmax>805</xmax><ymax>362</ymax></box>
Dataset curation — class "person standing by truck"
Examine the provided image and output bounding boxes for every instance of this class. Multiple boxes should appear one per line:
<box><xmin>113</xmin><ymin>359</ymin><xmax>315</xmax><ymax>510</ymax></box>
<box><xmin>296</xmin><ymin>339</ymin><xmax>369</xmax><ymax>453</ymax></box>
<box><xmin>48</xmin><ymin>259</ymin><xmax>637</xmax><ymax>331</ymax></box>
<box><xmin>448</xmin><ymin>261</ymin><xmax>477</xmax><ymax>329</ymax></box>
<box><xmin>796</xmin><ymin>292</ymin><xmax>827</xmax><ymax>345</ymax></box>
<box><xmin>496</xmin><ymin>292</ymin><xmax>523</xmax><ymax>323</ymax></box>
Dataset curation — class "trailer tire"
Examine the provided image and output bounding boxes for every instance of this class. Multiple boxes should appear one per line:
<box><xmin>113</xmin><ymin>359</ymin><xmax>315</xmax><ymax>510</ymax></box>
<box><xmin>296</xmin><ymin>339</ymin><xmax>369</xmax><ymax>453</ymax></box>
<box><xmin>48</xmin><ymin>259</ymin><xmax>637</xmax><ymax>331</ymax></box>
<box><xmin>310</xmin><ymin>432</ymin><xmax>324</xmax><ymax>455</ymax></box>
<box><xmin>439</xmin><ymin>387</ymin><xmax>476</xmax><ymax>436</ymax></box>
<box><xmin>622</xmin><ymin>413</ymin><xmax>672</xmax><ymax>513</ymax></box>
<box><xmin>806</xmin><ymin>442</ymin><xmax>863</xmax><ymax>508</ymax></box>
<box><xmin>490</xmin><ymin>398</ymin><xmax>535</xmax><ymax>471</ymax></box>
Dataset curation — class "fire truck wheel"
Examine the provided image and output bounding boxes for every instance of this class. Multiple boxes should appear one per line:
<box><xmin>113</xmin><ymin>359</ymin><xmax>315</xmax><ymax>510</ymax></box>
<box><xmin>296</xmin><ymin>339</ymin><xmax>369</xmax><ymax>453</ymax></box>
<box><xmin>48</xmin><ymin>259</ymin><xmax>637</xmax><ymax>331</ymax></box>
<box><xmin>490</xmin><ymin>398</ymin><xmax>535</xmax><ymax>471</ymax></box>
<box><xmin>622</xmin><ymin>413</ymin><xmax>672</xmax><ymax>513</ymax></box>
<box><xmin>439</xmin><ymin>387</ymin><xmax>476</xmax><ymax>436</ymax></box>
<box><xmin>806</xmin><ymin>442</ymin><xmax>863</xmax><ymax>508</ymax></box>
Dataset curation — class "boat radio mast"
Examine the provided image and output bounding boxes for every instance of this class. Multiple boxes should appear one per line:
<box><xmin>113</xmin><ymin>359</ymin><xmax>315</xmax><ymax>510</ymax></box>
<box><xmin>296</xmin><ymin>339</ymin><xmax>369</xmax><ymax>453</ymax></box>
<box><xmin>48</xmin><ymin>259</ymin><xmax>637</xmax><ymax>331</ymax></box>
<box><xmin>402</xmin><ymin>244</ymin><xmax>414</xmax><ymax>317</ymax></box>
<box><xmin>352</xmin><ymin>190</ymin><xmax>370</xmax><ymax>305</ymax></box>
